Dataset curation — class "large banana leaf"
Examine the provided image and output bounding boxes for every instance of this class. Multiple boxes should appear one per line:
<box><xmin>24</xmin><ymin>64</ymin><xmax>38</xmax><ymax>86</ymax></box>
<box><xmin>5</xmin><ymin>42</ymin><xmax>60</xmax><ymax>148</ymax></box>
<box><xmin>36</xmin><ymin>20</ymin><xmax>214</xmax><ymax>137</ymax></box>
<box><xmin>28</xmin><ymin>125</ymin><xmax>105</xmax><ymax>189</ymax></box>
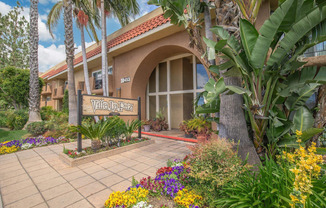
<box><xmin>278</xmin><ymin>128</ymin><xmax>323</xmax><ymax>148</ymax></box>
<box><xmin>239</xmin><ymin>19</ymin><xmax>259</xmax><ymax>61</ymax></box>
<box><xmin>267</xmin><ymin>2</ymin><xmax>326</xmax><ymax>68</ymax></box>
<box><xmin>250</xmin><ymin>0</ymin><xmax>295</xmax><ymax>70</ymax></box>
<box><xmin>293</xmin><ymin>106</ymin><xmax>314</xmax><ymax>131</ymax></box>
<box><xmin>284</xmin><ymin>83</ymin><xmax>320</xmax><ymax>110</ymax></box>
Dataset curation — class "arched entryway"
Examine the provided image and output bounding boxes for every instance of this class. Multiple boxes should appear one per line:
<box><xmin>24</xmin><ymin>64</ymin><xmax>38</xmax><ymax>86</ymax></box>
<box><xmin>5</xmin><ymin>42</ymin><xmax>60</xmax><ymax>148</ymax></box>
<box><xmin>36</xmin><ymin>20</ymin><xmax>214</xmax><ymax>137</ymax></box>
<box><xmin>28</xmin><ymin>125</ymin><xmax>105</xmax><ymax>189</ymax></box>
<box><xmin>130</xmin><ymin>45</ymin><xmax>208</xmax><ymax>130</ymax></box>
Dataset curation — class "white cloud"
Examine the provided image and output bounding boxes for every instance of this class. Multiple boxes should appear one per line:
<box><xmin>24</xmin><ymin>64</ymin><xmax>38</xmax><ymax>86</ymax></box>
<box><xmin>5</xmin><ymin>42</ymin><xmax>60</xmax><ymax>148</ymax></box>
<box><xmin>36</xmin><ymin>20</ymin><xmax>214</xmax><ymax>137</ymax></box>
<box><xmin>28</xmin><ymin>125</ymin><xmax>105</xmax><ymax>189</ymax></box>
<box><xmin>75</xmin><ymin>41</ymin><xmax>96</xmax><ymax>54</ymax></box>
<box><xmin>38</xmin><ymin>44</ymin><xmax>66</xmax><ymax>72</ymax></box>
<box><xmin>0</xmin><ymin>1</ymin><xmax>12</xmax><ymax>15</ymax></box>
<box><xmin>38</xmin><ymin>41</ymin><xmax>96</xmax><ymax>72</ymax></box>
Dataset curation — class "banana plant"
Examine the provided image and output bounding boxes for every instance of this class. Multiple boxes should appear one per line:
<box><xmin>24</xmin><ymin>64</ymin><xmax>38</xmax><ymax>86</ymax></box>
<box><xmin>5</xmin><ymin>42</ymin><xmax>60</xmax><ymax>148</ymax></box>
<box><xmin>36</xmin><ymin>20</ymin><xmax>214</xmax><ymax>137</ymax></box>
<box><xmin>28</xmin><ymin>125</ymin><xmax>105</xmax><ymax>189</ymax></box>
<box><xmin>199</xmin><ymin>0</ymin><xmax>326</xmax><ymax>154</ymax></box>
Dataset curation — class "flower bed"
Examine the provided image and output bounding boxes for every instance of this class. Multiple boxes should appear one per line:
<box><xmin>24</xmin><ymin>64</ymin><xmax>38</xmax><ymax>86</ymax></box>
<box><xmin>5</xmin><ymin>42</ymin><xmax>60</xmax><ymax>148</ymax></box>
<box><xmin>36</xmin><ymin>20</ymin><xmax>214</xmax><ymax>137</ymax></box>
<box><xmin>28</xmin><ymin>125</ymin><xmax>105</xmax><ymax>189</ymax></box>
<box><xmin>63</xmin><ymin>137</ymin><xmax>149</xmax><ymax>158</ymax></box>
<box><xmin>103</xmin><ymin>137</ymin><xmax>326</xmax><ymax>208</ymax></box>
<box><xmin>0</xmin><ymin>137</ymin><xmax>71</xmax><ymax>155</ymax></box>
<box><xmin>59</xmin><ymin>138</ymin><xmax>155</xmax><ymax>167</ymax></box>
<box><xmin>104</xmin><ymin>159</ymin><xmax>203</xmax><ymax>208</ymax></box>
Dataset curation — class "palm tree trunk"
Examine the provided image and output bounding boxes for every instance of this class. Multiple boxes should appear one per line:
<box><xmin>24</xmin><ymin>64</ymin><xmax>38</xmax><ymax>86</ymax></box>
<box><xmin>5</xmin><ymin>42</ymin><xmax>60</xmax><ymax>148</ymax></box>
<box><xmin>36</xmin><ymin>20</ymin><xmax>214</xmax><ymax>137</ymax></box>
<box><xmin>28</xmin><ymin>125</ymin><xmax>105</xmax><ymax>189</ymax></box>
<box><xmin>215</xmin><ymin>0</ymin><xmax>260</xmax><ymax>165</ymax></box>
<box><xmin>101</xmin><ymin>0</ymin><xmax>108</xmax><ymax>97</ymax></box>
<box><xmin>64</xmin><ymin>0</ymin><xmax>77</xmax><ymax>125</ymax></box>
<box><xmin>219</xmin><ymin>76</ymin><xmax>261</xmax><ymax>165</ymax></box>
<box><xmin>204</xmin><ymin>0</ymin><xmax>215</xmax><ymax>66</ymax></box>
<box><xmin>26</xmin><ymin>0</ymin><xmax>42</xmax><ymax>126</ymax></box>
<box><xmin>80</xmin><ymin>25</ymin><xmax>91</xmax><ymax>95</ymax></box>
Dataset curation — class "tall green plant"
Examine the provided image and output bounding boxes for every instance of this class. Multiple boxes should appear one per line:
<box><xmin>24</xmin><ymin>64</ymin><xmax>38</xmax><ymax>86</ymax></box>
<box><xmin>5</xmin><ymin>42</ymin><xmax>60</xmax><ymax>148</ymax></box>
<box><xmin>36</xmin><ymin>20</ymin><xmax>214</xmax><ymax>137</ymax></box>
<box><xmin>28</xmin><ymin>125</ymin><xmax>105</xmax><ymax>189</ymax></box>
<box><xmin>199</xmin><ymin>0</ymin><xmax>326</xmax><ymax>155</ymax></box>
<box><xmin>124</xmin><ymin>119</ymin><xmax>141</xmax><ymax>140</ymax></box>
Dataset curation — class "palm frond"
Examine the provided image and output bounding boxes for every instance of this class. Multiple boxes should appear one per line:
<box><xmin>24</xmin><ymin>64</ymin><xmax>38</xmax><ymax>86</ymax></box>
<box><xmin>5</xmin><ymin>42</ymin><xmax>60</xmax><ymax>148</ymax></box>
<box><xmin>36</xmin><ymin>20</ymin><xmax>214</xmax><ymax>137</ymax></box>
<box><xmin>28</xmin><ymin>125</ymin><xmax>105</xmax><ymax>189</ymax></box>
<box><xmin>47</xmin><ymin>1</ymin><xmax>64</xmax><ymax>39</ymax></box>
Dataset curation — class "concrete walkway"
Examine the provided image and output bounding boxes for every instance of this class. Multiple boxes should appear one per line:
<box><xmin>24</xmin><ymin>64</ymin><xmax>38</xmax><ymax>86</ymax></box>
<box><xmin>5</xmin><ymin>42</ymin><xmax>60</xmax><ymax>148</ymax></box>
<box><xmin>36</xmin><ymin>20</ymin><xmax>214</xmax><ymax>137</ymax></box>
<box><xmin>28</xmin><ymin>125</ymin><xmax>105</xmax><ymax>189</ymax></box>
<box><xmin>0</xmin><ymin>136</ymin><xmax>192</xmax><ymax>208</ymax></box>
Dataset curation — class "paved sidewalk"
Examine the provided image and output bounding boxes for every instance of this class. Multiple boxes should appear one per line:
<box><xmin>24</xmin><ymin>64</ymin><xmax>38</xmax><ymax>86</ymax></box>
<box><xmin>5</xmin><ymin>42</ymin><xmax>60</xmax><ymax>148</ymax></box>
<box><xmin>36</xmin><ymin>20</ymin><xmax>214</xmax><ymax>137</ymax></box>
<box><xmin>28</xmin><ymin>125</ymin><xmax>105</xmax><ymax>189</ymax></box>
<box><xmin>0</xmin><ymin>136</ymin><xmax>192</xmax><ymax>208</ymax></box>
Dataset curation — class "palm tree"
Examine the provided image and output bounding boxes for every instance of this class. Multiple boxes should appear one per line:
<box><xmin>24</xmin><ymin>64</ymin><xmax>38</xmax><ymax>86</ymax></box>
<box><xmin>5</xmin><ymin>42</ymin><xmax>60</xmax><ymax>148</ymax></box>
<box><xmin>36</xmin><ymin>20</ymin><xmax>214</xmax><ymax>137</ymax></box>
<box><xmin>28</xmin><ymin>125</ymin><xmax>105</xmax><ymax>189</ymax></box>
<box><xmin>96</xmin><ymin>0</ymin><xmax>139</xmax><ymax>97</ymax></box>
<box><xmin>27</xmin><ymin>0</ymin><xmax>42</xmax><ymax>125</ymax></box>
<box><xmin>47</xmin><ymin>0</ymin><xmax>99</xmax><ymax>124</ymax></box>
<box><xmin>63</xmin><ymin>0</ymin><xmax>78</xmax><ymax>124</ymax></box>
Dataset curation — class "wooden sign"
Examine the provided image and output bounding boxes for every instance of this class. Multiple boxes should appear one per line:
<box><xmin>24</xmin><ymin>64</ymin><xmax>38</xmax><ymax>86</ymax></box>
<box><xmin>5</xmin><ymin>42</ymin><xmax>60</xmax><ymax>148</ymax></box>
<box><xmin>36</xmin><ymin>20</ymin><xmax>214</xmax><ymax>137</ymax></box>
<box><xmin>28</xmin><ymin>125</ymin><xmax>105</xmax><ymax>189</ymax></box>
<box><xmin>82</xmin><ymin>95</ymin><xmax>138</xmax><ymax>116</ymax></box>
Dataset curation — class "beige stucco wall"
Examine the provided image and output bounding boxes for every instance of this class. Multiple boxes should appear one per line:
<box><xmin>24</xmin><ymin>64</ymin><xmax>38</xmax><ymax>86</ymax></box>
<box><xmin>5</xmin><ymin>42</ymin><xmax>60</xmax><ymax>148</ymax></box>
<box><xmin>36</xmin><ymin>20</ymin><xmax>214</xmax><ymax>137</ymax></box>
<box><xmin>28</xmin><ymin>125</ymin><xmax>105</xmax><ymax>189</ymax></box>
<box><xmin>113</xmin><ymin>30</ymin><xmax>203</xmax><ymax>120</ymax></box>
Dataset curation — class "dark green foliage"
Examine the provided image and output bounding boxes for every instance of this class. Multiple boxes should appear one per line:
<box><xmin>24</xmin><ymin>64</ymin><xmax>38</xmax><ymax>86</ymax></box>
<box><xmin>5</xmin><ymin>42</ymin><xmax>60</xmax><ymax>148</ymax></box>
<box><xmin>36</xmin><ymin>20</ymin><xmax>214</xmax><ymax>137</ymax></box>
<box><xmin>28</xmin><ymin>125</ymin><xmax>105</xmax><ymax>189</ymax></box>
<box><xmin>40</xmin><ymin>106</ymin><xmax>58</xmax><ymax>120</ymax></box>
<box><xmin>0</xmin><ymin>111</ymin><xmax>8</xmax><ymax>127</ymax></box>
<box><xmin>0</xmin><ymin>66</ymin><xmax>44</xmax><ymax>110</ymax></box>
<box><xmin>6</xmin><ymin>109</ymin><xmax>28</xmax><ymax>130</ymax></box>
<box><xmin>62</xmin><ymin>90</ymin><xmax>68</xmax><ymax>113</ymax></box>
<box><xmin>26</xmin><ymin>121</ymin><xmax>47</xmax><ymax>136</ymax></box>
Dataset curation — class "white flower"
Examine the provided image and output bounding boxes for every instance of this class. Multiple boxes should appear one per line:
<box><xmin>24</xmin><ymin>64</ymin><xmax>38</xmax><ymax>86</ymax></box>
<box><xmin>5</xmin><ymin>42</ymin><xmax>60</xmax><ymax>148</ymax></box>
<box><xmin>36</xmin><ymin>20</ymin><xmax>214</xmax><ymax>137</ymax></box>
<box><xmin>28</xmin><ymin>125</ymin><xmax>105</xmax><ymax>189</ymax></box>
<box><xmin>132</xmin><ymin>201</ymin><xmax>153</xmax><ymax>208</ymax></box>
<box><xmin>21</xmin><ymin>143</ymin><xmax>33</xmax><ymax>150</ymax></box>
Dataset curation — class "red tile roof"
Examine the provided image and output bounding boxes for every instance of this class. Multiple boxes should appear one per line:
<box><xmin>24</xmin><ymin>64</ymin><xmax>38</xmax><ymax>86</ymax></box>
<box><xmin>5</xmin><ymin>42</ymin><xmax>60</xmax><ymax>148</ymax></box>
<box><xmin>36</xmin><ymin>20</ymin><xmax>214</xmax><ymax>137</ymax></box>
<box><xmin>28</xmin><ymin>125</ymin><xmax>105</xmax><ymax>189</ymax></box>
<box><xmin>41</xmin><ymin>14</ymin><xmax>169</xmax><ymax>79</ymax></box>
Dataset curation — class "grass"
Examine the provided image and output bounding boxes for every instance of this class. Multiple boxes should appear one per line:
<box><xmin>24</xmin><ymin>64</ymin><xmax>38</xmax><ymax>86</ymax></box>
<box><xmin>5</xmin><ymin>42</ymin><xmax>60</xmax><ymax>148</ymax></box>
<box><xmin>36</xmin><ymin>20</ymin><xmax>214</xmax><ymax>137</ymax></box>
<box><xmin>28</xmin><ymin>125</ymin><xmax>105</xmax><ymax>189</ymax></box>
<box><xmin>0</xmin><ymin>128</ymin><xmax>28</xmax><ymax>143</ymax></box>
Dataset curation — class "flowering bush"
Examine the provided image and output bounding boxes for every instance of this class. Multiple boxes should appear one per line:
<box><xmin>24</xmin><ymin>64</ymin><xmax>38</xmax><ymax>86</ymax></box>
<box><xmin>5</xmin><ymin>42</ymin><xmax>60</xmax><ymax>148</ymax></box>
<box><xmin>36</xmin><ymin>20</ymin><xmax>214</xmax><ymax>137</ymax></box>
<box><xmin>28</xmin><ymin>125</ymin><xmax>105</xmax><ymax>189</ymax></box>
<box><xmin>156</xmin><ymin>167</ymin><xmax>172</xmax><ymax>175</ymax></box>
<box><xmin>283</xmin><ymin>130</ymin><xmax>324</xmax><ymax>207</ymax></box>
<box><xmin>0</xmin><ymin>136</ymin><xmax>71</xmax><ymax>155</ymax></box>
<box><xmin>0</xmin><ymin>141</ymin><xmax>19</xmax><ymax>154</ymax></box>
<box><xmin>104</xmin><ymin>187</ymin><xmax>149</xmax><ymax>208</ymax></box>
<box><xmin>139</xmin><ymin>177</ymin><xmax>164</xmax><ymax>196</ymax></box>
<box><xmin>174</xmin><ymin>189</ymin><xmax>202</xmax><ymax>208</ymax></box>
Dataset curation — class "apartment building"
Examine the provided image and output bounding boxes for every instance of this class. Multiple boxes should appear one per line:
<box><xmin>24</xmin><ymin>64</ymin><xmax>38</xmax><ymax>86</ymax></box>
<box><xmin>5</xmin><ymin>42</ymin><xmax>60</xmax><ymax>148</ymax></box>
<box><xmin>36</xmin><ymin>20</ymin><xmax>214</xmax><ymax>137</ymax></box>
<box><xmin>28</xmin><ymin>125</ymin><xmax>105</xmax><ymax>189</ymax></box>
<box><xmin>40</xmin><ymin>1</ymin><xmax>324</xmax><ymax>129</ymax></box>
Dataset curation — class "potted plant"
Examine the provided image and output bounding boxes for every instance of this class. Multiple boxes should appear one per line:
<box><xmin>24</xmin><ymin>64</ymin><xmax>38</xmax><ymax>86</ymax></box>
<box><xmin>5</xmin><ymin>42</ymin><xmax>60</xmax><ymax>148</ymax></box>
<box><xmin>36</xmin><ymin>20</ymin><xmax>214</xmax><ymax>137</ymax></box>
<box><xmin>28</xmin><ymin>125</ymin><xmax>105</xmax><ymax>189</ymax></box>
<box><xmin>187</xmin><ymin>117</ymin><xmax>212</xmax><ymax>143</ymax></box>
<box><xmin>150</xmin><ymin>111</ymin><xmax>169</xmax><ymax>132</ymax></box>
<box><xmin>142</xmin><ymin>120</ymin><xmax>151</xmax><ymax>132</ymax></box>
<box><xmin>179</xmin><ymin>120</ymin><xmax>194</xmax><ymax>138</ymax></box>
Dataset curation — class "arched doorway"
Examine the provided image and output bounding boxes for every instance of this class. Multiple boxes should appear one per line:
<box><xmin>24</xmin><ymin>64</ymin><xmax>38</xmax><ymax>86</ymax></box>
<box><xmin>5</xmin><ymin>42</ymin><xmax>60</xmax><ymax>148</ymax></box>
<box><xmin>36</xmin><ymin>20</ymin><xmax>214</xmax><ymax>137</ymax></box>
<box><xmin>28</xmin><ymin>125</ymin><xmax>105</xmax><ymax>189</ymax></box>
<box><xmin>146</xmin><ymin>53</ymin><xmax>208</xmax><ymax>129</ymax></box>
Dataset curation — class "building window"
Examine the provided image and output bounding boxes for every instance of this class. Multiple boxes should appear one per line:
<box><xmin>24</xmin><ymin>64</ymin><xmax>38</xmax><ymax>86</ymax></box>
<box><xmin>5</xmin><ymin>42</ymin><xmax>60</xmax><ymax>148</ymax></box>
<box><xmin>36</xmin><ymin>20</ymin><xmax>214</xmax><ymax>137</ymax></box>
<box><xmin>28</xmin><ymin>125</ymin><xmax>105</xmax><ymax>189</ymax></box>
<box><xmin>92</xmin><ymin>66</ymin><xmax>113</xmax><ymax>90</ymax></box>
<box><xmin>46</xmin><ymin>96</ymin><xmax>51</xmax><ymax>101</ymax></box>
<box><xmin>196</xmin><ymin>63</ymin><xmax>209</xmax><ymax>89</ymax></box>
<box><xmin>146</xmin><ymin>54</ymin><xmax>207</xmax><ymax>129</ymax></box>
<box><xmin>64</xmin><ymin>81</ymin><xmax>68</xmax><ymax>89</ymax></box>
<box><xmin>304</xmin><ymin>41</ymin><xmax>326</xmax><ymax>57</ymax></box>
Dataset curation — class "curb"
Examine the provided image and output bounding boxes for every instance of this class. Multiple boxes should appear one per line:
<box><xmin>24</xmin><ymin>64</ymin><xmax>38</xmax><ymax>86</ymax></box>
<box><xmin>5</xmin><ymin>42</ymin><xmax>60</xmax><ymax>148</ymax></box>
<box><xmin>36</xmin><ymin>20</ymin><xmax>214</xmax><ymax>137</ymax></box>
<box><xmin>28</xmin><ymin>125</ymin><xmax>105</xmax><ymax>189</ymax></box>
<box><xmin>135</xmin><ymin>131</ymin><xmax>198</xmax><ymax>143</ymax></box>
<box><xmin>59</xmin><ymin>139</ymin><xmax>155</xmax><ymax>167</ymax></box>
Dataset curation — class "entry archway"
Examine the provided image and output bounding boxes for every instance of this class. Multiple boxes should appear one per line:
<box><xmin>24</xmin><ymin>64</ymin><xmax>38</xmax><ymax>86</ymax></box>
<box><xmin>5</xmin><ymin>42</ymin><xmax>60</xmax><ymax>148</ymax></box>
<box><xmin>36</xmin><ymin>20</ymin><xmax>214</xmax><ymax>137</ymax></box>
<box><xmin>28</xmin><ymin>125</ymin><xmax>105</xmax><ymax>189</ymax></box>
<box><xmin>131</xmin><ymin>45</ymin><xmax>208</xmax><ymax>129</ymax></box>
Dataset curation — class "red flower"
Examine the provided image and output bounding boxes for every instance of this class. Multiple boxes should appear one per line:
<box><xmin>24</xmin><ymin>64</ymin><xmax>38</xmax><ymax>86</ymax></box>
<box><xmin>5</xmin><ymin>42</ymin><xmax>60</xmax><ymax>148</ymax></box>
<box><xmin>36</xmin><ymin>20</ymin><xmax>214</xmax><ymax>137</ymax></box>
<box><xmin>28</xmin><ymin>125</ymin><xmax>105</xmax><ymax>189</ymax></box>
<box><xmin>68</xmin><ymin>151</ymin><xmax>72</xmax><ymax>155</ymax></box>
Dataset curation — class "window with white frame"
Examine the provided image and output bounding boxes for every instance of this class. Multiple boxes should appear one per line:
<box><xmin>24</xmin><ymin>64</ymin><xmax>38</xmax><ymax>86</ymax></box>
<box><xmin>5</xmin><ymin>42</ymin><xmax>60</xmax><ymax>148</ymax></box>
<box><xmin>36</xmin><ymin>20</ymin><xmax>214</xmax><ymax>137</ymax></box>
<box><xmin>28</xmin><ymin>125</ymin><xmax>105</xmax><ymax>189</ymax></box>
<box><xmin>92</xmin><ymin>66</ymin><xmax>113</xmax><ymax>89</ymax></box>
<box><xmin>146</xmin><ymin>54</ymin><xmax>207</xmax><ymax>129</ymax></box>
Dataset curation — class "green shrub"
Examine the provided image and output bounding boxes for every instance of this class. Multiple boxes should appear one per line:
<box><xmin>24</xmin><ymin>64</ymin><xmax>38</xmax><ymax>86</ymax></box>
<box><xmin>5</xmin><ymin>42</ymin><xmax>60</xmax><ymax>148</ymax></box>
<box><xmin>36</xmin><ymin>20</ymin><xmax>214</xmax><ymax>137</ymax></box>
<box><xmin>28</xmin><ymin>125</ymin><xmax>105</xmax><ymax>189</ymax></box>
<box><xmin>0</xmin><ymin>111</ymin><xmax>8</xmax><ymax>127</ymax></box>
<box><xmin>40</xmin><ymin>106</ymin><xmax>57</xmax><ymax>121</ymax></box>
<box><xmin>184</xmin><ymin>139</ymin><xmax>248</xmax><ymax>207</ymax></box>
<box><xmin>215</xmin><ymin>157</ymin><xmax>326</xmax><ymax>208</ymax></box>
<box><xmin>6</xmin><ymin>109</ymin><xmax>28</xmax><ymax>130</ymax></box>
<box><xmin>26</xmin><ymin>121</ymin><xmax>47</xmax><ymax>136</ymax></box>
<box><xmin>62</xmin><ymin>90</ymin><xmax>68</xmax><ymax>113</ymax></box>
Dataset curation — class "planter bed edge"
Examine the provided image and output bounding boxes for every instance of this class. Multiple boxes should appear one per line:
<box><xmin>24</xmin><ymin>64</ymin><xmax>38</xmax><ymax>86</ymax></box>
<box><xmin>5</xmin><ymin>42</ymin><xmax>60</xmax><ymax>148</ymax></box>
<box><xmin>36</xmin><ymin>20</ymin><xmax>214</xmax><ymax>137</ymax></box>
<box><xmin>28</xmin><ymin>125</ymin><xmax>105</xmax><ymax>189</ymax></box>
<box><xmin>59</xmin><ymin>139</ymin><xmax>155</xmax><ymax>167</ymax></box>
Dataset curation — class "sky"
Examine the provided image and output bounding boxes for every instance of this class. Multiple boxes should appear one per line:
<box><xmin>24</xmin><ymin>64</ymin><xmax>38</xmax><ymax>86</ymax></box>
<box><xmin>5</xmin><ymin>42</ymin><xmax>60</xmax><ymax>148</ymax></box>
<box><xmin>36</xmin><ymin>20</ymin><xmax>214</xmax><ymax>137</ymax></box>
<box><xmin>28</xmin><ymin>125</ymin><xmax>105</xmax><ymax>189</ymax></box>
<box><xmin>0</xmin><ymin>0</ymin><xmax>157</xmax><ymax>72</ymax></box>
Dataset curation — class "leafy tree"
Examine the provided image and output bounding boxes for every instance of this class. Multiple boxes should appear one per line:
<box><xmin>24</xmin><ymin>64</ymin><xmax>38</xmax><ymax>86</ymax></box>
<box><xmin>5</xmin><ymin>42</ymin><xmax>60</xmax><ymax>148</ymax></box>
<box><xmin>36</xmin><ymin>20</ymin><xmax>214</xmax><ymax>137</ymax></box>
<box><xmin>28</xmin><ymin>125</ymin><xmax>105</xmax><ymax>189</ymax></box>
<box><xmin>0</xmin><ymin>2</ymin><xmax>29</xmax><ymax>69</ymax></box>
<box><xmin>201</xmin><ymin>0</ymin><xmax>326</xmax><ymax>155</ymax></box>
<box><xmin>0</xmin><ymin>66</ymin><xmax>43</xmax><ymax>110</ymax></box>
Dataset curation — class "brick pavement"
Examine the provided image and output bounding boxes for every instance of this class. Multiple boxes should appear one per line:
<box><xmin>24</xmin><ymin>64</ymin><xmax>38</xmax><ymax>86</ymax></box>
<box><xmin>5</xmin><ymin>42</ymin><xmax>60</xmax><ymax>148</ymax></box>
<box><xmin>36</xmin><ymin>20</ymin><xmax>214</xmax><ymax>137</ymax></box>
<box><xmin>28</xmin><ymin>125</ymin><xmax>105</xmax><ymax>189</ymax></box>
<box><xmin>0</xmin><ymin>136</ymin><xmax>192</xmax><ymax>208</ymax></box>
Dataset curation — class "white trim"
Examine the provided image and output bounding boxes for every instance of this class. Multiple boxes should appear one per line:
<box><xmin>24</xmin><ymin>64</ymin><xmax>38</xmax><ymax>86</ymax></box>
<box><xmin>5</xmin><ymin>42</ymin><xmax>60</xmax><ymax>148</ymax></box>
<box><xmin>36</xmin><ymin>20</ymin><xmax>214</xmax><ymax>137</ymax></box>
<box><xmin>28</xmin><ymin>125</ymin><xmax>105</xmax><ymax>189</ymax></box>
<box><xmin>146</xmin><ymin>84</ymin><xmax>149</xmax><ymax>120</ymax></box>
<box><xmin>155</xmin><ymin>66</ymin><xmax>159</xmax><ymax>113</ymax></box>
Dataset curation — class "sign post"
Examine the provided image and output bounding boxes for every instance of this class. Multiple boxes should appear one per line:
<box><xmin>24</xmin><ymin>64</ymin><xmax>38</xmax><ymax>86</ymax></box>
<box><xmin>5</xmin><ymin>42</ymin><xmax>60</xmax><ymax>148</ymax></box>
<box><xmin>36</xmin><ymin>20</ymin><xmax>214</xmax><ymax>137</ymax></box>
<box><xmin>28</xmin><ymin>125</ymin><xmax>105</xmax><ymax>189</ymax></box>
<box><xmin>77</xmin><ymin>92</ymin><xmax>141</xmax><ymax>152</ymax></box>
<box><xmin>77</xmin><ymin>90</ymin><xmax>82</xmax><ymax>152</ymax></box>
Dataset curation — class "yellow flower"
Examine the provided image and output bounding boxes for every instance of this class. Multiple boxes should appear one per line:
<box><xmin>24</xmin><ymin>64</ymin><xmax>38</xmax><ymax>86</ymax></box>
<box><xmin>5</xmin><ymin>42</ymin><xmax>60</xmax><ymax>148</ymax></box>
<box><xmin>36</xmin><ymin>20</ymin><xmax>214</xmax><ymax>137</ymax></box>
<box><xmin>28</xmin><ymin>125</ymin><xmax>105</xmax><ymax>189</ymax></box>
<box><xmin>295</xmin><ymin>130</ymin><xmax>302</xmax><ymax>137</ymax></box>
